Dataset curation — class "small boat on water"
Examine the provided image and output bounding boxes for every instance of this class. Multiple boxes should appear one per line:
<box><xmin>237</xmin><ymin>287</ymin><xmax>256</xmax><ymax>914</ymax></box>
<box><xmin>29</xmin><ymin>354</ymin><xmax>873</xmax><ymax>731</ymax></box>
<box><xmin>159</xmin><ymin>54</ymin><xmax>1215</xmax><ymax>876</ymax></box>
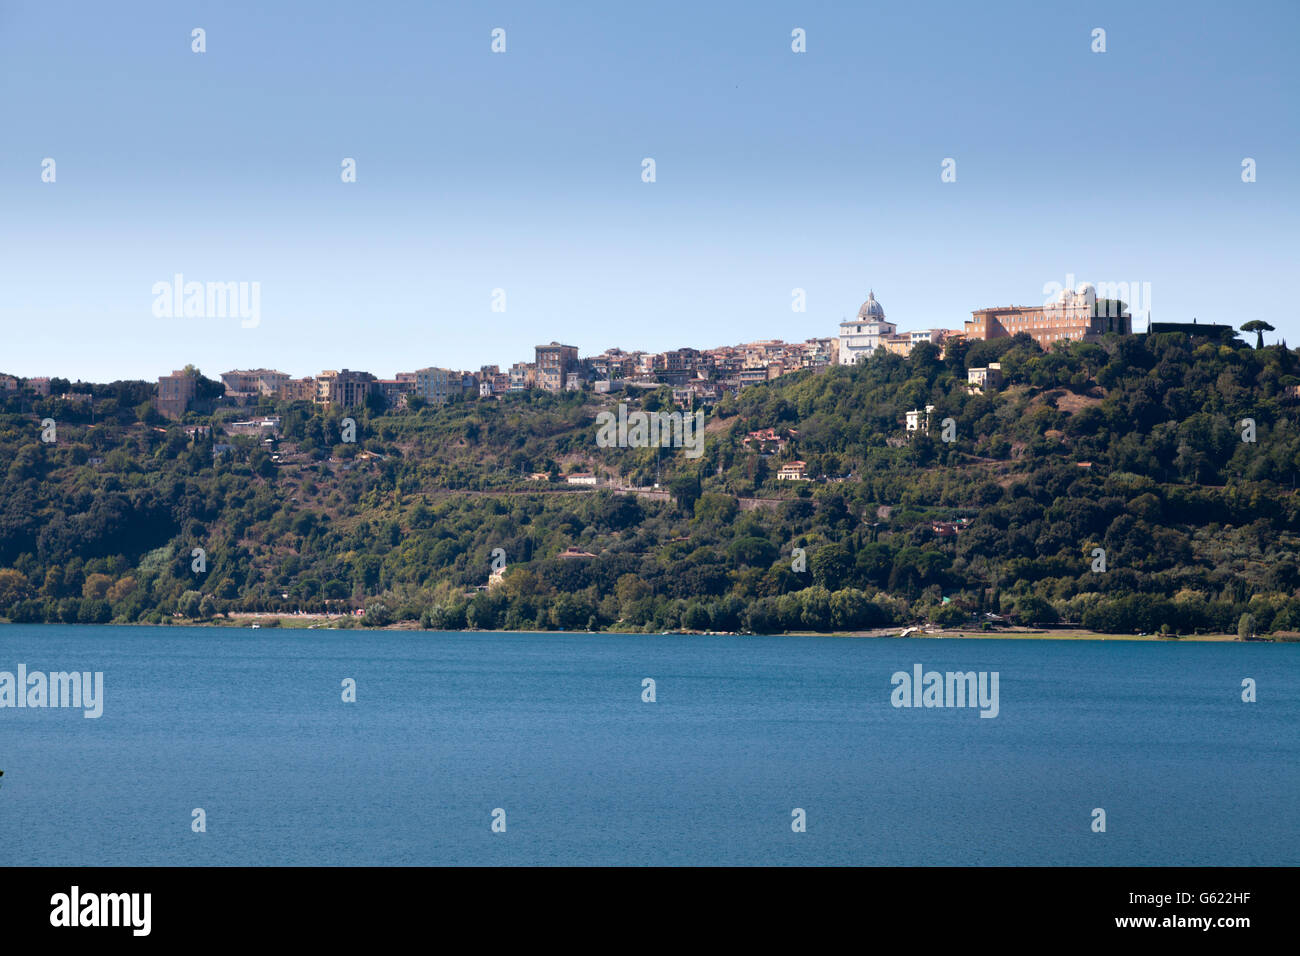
<box><xmin>250</xmin><ymin>623</ymin><xmax>261</xmax><ymax>629</ymax></box>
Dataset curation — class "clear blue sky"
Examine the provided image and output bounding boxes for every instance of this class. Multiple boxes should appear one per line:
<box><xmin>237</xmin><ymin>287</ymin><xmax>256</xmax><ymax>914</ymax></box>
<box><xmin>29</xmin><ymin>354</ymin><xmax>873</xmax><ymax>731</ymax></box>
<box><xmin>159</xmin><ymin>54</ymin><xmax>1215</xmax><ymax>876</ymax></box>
<box><xmin>1</xmin><ymin>0</ymin><xmax>1296</xmax><ymax>382</ymax></box>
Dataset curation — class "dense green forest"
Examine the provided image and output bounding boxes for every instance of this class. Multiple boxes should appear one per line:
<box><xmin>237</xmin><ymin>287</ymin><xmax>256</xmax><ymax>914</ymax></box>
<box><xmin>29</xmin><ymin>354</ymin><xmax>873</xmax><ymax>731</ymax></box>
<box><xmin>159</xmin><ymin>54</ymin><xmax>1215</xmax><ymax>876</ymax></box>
<box><xmin>4</xmin><ymin>329</ymin><xmax>1300</xmax><ymax>637</ymax></box>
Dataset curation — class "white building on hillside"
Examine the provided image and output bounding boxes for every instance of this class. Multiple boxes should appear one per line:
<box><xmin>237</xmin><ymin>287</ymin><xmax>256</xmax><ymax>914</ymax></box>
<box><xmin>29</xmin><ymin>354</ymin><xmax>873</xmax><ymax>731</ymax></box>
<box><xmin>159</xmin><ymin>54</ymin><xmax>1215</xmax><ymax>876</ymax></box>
<box><xmin>905</xmin><ymin>405</ymin><xmax>936</xmax><ymax>432</ymax></box>
<box><xmin>837</xmin><ymin>291</ymin><xmax>897</xmax><ymax>365</ymax></box>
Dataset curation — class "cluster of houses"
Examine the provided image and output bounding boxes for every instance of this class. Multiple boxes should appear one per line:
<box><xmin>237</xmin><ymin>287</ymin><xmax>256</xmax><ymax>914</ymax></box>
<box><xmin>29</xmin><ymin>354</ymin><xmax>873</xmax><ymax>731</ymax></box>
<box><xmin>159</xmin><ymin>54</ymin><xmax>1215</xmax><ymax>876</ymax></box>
<box><xmin>140</xmin><ymin>336</ymin><xmax>839</xmax><ymax>419</ymax></box>
<box><xmin>0</xmin><ymin>337</ymin><xmax>849</xmax><ymax>421</ymax></box>
<box><xmin>516</xmin><ymin>338</ymin><xmax>837</xmax><ymax>406</ymax></box>
<box><xmin>164</xmin><ymin>284</ymin><xmax>1115</xmax><ymax>420</ymax></box>
<box><xmin>0</xmin><ymin>282</ymin><xmax>1145</xmax><ymax>422</ymax></box>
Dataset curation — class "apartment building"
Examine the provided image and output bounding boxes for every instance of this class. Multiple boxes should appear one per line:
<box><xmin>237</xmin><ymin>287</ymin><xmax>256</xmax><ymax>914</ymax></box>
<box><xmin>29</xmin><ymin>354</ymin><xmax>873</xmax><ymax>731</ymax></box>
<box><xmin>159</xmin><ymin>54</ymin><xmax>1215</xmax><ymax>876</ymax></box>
<box><xmin>651</xmin><ymin>347</ymin><xmax>705</xmax><ymax>384</ymax></box>
<box><xmin>706</xmin><ymin>346</ymin><xmax>745</xmax><ymax>380</ymax></box>
<box><xmin>281</xmin><ymin>378</ymin><xmax>317</xmax><ymax>402</ymax></box>
<box><xmin>535</xmin><ymin>342</ymin><xmax>578</xmax><ymax>392</ymax></box>
<box><xmin>587</xmin><ymin>350</ymin><xmax>638</xmax><ymax>382</ymax></box>
<box><xmin>509</xmin><ymin>362</ymin><xmax>536</xmax><ymax>392</ymax></box>
<box><xmin>156</xmin><ymin>370</ymin><xmax>196</xmax><ymax>420</ymax></box>
<box><xmin>376</xmin><ymin>378</ymin><xmax>416</xmax><ymax>408</ymax></box>
<box><xmin>316</xmin><ymin>369</ymin><xmax>376</xmax><ymax>407</ymax></box>
<box><xmin>967</xmin><ymin>363</ymin><xmax>1004</xmax><ymax>393</ymax></box>
<box><xmin>879</xmin><ymin>334</ymin><xmax>915</xmax><ymax>357</ymax></box>
<box><xmin>220</xmin><ymin>368</ymin><xmax>289</xmax><ymax>398</ymax></box>
<box><xmin>408</xmin><ymin>367</ymin><xmax>455</xmax><ymax>405</ymax></box>
<box><xmin>798</xmin><ymin>338</ymin><xmax>836</xmax><ymax>368</ymax></box>
<box><xmin>474</xmin><ymin>365</ymin><xmax>510</xmax><ymax>397</ymax></box>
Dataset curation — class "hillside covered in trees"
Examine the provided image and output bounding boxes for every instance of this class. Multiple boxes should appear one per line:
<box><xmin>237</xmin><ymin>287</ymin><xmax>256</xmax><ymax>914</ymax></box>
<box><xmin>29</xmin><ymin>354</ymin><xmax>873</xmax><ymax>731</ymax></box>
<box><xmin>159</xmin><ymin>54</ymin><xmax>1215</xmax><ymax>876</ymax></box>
<box><xmin>3</xmin><ymin>329</ymin><xmax>1300</xmax><ymax>637</ymax></box>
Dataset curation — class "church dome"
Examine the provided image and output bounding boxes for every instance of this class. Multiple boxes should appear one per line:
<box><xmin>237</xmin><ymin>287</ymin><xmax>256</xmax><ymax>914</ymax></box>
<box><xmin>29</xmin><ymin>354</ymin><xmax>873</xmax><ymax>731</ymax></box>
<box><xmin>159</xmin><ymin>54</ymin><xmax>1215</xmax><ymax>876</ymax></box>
<box><xmin>857</xmin><ymin>291</ymin><xmax>885</xmax><ymax>320</ymax></box>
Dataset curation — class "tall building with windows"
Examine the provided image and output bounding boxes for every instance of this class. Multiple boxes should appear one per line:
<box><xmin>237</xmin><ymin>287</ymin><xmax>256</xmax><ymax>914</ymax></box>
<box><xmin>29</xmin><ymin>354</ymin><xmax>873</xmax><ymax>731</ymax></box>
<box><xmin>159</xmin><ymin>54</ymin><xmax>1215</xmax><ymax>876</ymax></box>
<box><xmin>281</xmin><ymin>378</ymin><xmax>316</xmax><ymax>402</ymax></box>
<box><xmin>156</xmin><ymin>370</ymin><xmax>196</xmax><ymax>419</ymax></box>
<box><xmin>966</xmin><ymin>284</ymin><xmax>1131</xmax><ymax>348</ymax></box>
<box><xmin>535</xmin><ymin>342</ymin><xmax>578</xmax><ymax>392</ymax></box>
<box><xmin>220</xmin><ymin>369</ymin><xmax>289</xmax><ymax>397</ymax></box>
<box><xmin>411</xmin><ymin>367</ymin><xmax>454</xmax><ymax>405</ymax></box>
<box><xmin>837</xmin><ymin>291</ymin><xmax>897</xmax><ymax>365</ymax></box>
<box><xmin>315</xmin><ymin>369</ymin><xmax>376</xmax><ymax>407</ymax></box>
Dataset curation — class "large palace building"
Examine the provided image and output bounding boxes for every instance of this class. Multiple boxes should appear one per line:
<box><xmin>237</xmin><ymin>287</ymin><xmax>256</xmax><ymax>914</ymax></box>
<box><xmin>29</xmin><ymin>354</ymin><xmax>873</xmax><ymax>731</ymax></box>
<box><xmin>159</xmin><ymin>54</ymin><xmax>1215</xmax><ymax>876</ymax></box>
<box><xmin>965</xmin><ymin>284</ymin><xmax>1131</xmax><ymax>349</ymax></box>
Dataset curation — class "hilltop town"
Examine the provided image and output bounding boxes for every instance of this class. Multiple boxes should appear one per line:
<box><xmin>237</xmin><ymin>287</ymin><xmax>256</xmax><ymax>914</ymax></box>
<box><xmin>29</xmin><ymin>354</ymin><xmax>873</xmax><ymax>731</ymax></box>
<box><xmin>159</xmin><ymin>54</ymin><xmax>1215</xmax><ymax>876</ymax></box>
<box><xmin>2</xmin><ymin>298</ymin><xmax>1295</xmax><ymax>640</ymax></box>
<box><xmin>4</xmin><ymin>282</ymin><xmax>1217</xmax><ymax>422</ymax></box>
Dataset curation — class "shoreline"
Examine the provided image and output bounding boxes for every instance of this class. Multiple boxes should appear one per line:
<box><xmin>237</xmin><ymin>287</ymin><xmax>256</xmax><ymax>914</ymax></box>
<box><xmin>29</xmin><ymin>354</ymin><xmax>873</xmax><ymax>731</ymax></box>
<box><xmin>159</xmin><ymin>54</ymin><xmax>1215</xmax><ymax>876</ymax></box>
<box><xmin>1</xmin><ymin>616</ymin><xmax>1283</xmax><ymax>643</ymax></box>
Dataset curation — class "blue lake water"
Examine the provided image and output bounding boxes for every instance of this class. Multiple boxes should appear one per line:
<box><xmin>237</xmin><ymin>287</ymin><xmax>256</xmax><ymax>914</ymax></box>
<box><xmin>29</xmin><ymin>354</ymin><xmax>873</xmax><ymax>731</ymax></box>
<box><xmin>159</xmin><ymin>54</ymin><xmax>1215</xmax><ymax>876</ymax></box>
<box><xmin>0</xmin><ymin>624</ymin><xmax>1296</xmax><ymax>865</ymax></box>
